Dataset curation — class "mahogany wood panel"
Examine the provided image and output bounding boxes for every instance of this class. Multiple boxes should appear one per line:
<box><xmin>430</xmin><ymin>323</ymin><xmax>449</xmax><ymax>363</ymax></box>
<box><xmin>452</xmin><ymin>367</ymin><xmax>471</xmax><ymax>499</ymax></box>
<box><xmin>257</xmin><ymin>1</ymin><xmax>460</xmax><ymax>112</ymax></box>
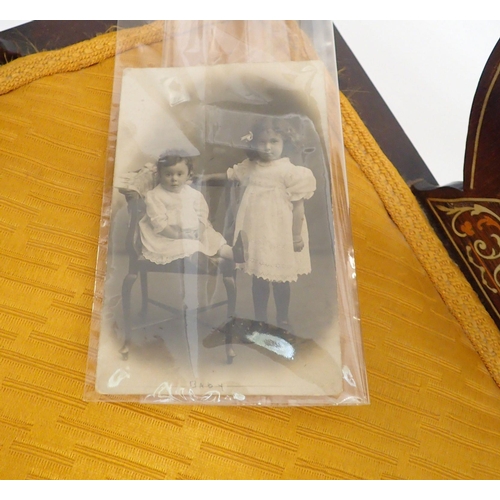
<box><xmin>416</xmin><ymin>39</ymin><xmax>500</xmax><ymax>328</ymax></box>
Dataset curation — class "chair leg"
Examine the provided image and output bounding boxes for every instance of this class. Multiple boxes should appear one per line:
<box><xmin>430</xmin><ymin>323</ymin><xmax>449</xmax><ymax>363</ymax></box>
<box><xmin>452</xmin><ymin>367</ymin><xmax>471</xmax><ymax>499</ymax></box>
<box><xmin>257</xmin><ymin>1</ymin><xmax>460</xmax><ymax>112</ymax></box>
<box><xmin>223</xmin><ymin>274</ymin><xmax>236</xmax><ymax>318</ymax></box>
<box><xmin>184</xmin><ymin>307</ymin><xmax>200</xmax><ymax>378</ymax></box>
<box><xmin>121</xmin><ymin>272</ymin><xmax>138</xmax><ymax>360</ymax></box>
<box><xmin>140</xmin><ymin>270</ymin><xmax>148</xmax><ymax>318</ymax></box>
<box><xmin>222</xmin><ymin>263</ymin><xmax>236</xmax><ymax>364</ymax></box>
<box><xmin>225</xmin><ymin>332</ymin><xmax>236</xmax><ymax>364</ymax></box>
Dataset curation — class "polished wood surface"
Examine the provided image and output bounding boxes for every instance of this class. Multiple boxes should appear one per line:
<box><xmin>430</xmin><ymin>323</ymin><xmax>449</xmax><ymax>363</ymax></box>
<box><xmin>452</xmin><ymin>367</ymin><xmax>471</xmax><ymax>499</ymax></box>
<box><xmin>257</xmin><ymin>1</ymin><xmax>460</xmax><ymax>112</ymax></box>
<box><xmin>0</xmin><ymin>21</ymin><xmax>116</xmax><ymax>65</ymax></box>
<box><xmin>334</xmin><ymin>27</ymin><xmax>437</xmax><ymax>187</ymax></box>
<box><xmin>416</xmin><ymin>39</ymin><xmax>500</xmax><ymax>329</ymax></box>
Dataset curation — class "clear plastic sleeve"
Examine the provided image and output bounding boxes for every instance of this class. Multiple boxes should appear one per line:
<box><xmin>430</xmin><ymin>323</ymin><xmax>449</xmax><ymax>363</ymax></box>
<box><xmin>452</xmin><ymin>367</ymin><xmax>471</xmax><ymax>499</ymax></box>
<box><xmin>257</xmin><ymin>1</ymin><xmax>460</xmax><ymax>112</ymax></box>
<box><xmin>85</xmin><ymin>20</ymin><xmax>368</xmax><ymax>406</ymax></box>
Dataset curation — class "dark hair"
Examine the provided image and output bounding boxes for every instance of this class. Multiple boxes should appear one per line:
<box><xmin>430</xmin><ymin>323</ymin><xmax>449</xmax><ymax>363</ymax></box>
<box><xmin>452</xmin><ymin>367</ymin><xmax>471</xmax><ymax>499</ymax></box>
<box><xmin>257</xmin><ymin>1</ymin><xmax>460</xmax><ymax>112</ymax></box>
<box><xmin>157</xmin><ymin>152</ymin><xmax>194</xmax><ymax>174</ymax></box>
<box><xmin>246</xmin><ymin>116</ymin><xmax>298</xmax><ymax>160</ymax></box>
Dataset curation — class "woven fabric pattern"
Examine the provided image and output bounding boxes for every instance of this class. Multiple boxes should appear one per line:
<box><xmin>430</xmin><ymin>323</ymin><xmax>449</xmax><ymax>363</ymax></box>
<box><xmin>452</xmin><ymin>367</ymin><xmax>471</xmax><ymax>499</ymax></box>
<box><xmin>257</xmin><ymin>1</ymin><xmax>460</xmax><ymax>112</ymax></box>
<box><xmin>0</xmin><ymin>21</ymin><xmax>499</xmax><ymax>479</ymax></box>
<box><xmin>340</xmin><ymin>93</ymin><xmax>500</xmax><ymax>388</ymax></box>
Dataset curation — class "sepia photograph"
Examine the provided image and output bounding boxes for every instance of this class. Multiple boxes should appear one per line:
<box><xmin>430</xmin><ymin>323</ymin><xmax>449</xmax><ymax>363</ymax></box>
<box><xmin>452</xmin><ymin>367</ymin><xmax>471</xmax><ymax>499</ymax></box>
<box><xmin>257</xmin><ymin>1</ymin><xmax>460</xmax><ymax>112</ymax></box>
<box><xmin>93</xmin><ymin>61</ymin><xmax>345</xmax><ymax>402</ymax></box>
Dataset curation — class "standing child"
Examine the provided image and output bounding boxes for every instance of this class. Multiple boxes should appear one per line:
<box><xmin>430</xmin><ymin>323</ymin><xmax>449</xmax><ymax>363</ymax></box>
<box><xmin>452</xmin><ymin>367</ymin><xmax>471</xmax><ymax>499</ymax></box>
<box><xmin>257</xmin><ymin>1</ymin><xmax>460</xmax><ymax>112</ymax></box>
<box><xmin>228</xmin><ymin>117</ymin><xmax>316</xmax><ymax>329</ymax></box>
<box><xmin>139</xmin><ymin>152</ymin><xmax>234</xmax><ymax>264</ymax></box>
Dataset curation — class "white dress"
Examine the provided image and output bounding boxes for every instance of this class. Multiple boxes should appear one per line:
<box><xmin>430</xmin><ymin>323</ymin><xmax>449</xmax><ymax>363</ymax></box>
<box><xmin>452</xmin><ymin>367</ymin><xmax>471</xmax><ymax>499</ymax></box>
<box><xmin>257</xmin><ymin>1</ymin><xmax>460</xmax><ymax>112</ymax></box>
<box><xmin>139</xmin><ymin>184</ymin><xmax>226</xmax><ymax>265</ymax></box>
<box><xmin>227</xmin><ymin>157</ymin><xmax>316</xmax><ymax>282</ymax></box>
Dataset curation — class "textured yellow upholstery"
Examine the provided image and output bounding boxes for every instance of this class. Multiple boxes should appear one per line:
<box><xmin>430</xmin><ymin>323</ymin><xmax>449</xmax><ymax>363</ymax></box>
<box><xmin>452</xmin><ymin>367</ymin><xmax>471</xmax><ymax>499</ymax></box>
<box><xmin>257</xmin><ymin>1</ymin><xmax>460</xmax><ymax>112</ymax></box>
<box><xmin>1</xmin><ymin>22</ymin><xmax>499</xmax><ymax>479</ymax></box>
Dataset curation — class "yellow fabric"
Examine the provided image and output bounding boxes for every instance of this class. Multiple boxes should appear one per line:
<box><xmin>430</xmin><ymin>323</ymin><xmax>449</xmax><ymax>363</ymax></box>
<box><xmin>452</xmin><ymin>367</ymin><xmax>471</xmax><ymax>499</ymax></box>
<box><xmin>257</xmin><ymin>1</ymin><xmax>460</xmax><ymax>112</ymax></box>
<box><xmin>341</xmin><ymin>94</ymin><xmax>500</xmax><ymax>388</ymax></box>
<box><xmin>1</xmin><ymin>22</ymin><xmax>500</xmax><ymax>480</ymax></box>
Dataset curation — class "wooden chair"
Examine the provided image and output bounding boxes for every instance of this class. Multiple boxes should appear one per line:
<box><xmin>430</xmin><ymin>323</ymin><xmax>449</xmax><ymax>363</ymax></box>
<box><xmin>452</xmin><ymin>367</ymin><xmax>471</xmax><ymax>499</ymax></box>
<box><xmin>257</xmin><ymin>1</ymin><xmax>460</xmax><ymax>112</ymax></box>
<box><xmin>119</xmin><ymin>179</ymin><xmax>237</xmax><ymax>367</ymax></box>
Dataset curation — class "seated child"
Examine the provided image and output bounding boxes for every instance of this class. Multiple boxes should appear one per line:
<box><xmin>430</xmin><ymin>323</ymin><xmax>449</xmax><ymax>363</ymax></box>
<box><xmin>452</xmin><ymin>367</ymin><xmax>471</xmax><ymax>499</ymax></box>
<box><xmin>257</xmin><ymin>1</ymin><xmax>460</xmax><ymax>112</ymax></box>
<box><xmin>137</xmin><ymin>152</ymin><xmax>234</xmax><ymax>264</ymax></box>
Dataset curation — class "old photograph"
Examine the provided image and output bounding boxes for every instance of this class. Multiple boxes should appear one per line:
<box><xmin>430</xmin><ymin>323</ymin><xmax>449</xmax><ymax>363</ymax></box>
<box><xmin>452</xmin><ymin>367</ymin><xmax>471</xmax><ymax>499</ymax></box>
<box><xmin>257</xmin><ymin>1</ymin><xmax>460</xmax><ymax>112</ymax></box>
<box><xmin>93</xmin><ymin>61</ymin><xmax>344</xmax><ymax>402</ymax></box>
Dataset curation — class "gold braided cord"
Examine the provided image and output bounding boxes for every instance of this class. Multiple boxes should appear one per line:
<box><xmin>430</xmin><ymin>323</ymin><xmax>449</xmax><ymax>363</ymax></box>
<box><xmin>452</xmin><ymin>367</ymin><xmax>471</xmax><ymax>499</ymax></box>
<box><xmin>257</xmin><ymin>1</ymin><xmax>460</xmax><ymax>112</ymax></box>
<box><xmin>340</xmin><ymin>93</ymin><xmax>500</xmax><ymax>387</ymax></box>
<box><xmin>0</xmin><ymin>22</ymin><xmax>164</xmax><ymax>95</ymax></box>
<box><xmin>1</xmin><ymin>20</ymin><xmax>498</xmax><ymax>387</ymax></box>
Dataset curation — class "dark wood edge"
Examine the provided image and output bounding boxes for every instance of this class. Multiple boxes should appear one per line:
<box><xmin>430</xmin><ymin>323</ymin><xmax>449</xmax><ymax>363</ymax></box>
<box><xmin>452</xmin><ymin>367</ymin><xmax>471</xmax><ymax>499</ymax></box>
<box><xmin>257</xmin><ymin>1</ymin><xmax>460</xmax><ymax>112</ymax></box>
<box><xmin>463</xmin><ymin>38</ymin><xmax>500</xmax><ymax>193</ymax></box>
<box><xmin>333</xmin><ymin>24</ymin><xmax>438</xmax><ymax>188</ymax></box>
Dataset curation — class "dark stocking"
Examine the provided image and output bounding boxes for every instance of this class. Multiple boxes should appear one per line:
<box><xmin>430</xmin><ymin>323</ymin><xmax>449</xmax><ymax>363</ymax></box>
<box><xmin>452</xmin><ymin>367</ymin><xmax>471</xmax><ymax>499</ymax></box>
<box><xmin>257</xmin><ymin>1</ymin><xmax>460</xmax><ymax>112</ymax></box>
<box><xmin>252</xmin><ymin>276</ymin><xmax>270</xmax><ymax>322</ymax></box>
<box><xmin>272</xmin><ymin>281</ymin><xmax>291</xmax><ymax>325</ymax></box>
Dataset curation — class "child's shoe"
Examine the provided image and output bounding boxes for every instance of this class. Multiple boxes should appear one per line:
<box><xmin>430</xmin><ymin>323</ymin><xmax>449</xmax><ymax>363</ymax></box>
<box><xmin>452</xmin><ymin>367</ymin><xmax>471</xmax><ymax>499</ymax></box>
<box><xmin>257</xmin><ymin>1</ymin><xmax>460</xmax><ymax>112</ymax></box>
<box><xmin>277</xmin><ymin>320</ymin><xmax>295</xmax><ymax>336</ymax></box>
